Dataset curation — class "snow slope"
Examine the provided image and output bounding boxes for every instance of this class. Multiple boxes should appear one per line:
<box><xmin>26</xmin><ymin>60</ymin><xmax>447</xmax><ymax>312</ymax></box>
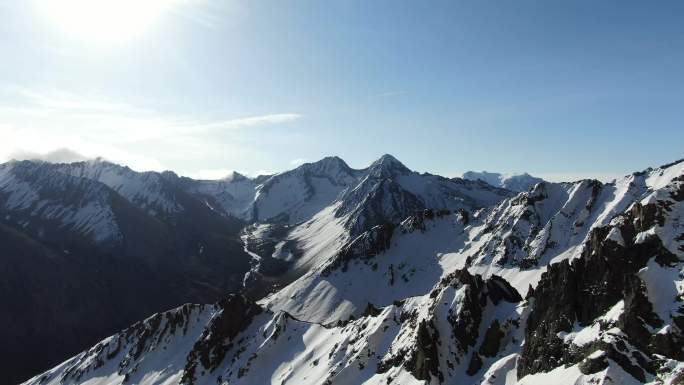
<box><xmin>0</xmin><ymin>161</ymin><xmax>123</xmax><ymax>243</ymax></box>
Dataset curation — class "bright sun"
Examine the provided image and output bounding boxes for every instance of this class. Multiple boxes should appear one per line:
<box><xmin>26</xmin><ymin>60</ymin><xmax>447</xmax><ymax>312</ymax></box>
<box><xmin>37</xmin><ymin>0</ymin><xmax>175</xmax><ymax>43</ymax></box>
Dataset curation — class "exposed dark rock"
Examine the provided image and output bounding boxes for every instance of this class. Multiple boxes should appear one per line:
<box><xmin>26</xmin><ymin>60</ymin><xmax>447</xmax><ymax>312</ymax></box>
<box><xmin>671</xmin><ymin>175</ymin><xmax>684</xmax><ymax>201</ymax></box>
<box><xmin>337</xmin><ymin>177</ymin><xmax>424</xmax><ymax>235</ymax></box>
<box><xmin>322</xmin><ymin>223</ymin><xmax>395</xmax><ymax>276</ymax></box>
<box><xmin>457</xmin><ymin>208</ymin><xmax>469</xmax><ymax>225</ymax></box>
<box><xmin>608</xmin><ymin>346</ymin><xmax>647</xmax><ymax>382</ymax></box>
<box><xmin>518</xmin><ymin>259</ymin><xmax>576</xmax><ymax>377</ymax></box>
<box><xmin>652</xmin><ymin>331</ymin><xmax>684</xmax><ymax>361</ymax></box>
<box><xmin>658</xmin><ymin>158</ymin><xmax>684</xmax><ymax>170</ymax></box>
<box><xmin>377</xmin><ymin>348</ymin><xmax>409</xmax><ymax>375</ymax></box>
<box><xmin>440</xmin><ymin>270</ymin><xmax>521</xmax><ymax>358</ymax></box>
<box><xmin>466</xmin><ymin>352</ymin><xmax>483</xmax><ymax>376</ymax></box>
<box><xmin>578</xmin><ymin>351</ymin><xmax>608</xmax><ymax>374</ymax></box>
<box><xmin>442</xmin><ymin>271</ymin><xmax>486</xmax><ymax>353</ymax></box>
<box><xmin>405</xmin><ymin>321</ymin><xmax>443</xmax><ymax>383</ymax></box>
<box><xmin>377</xmin><ymin>271</ymin><xmax>521</xmax><ymax>383</ymax></box>
<box><xmin>363</xmin><ymin>302</ymin><xmax>383</xmax><ymax>317</ymax></box>
<box><xmin>518</xmin><ymin>206</ymin><xmax>682</xmax><ymax>380</ymax></box>
<box><xmin>619</xmin><ymin>275</ymin><xmax>662</xmax><ymax>354</ymax></box>
<box><xmin>486</xmin><ymin>275</ymin><xmax>523</xmax><ymax>305</ymax></box>
<box><xmin>479</xmin><ymin>320</ymin><xmax>505</xmax><ymax>357</ymax></box>
<box><xmin>180</xmin><ymin>295</ymin><xmax>262</xmax><ymax>384</ymax></box>
<box><xmin>631</xmin><ymin>202</ymin><xmax>665</xmax><ymax>231</ymax></box>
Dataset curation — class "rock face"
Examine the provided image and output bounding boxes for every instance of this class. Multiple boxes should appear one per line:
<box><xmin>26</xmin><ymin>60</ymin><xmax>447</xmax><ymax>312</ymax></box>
<box><xmin>321</xmin><ymin>222</ymin><xmax>395</xmax><ymax>276</ymax></box>
<box><xmin>519</xmin><ymin>204</ymin><xmax>683</xmax><ymax>381</ymax></box>
<box><xmin>181</xmin><ymin>295</ymin><xmax>263</xmax><ymax>384</ymax></box>
<box><xmin>516</xmin><ymin>161</ymin><xmax>684</xmax><ymax>383</ymax></box>
<box><xmin>16</xmin><ymin>158</ymin><xmax>684</xmax><ymax>385</ymax></box>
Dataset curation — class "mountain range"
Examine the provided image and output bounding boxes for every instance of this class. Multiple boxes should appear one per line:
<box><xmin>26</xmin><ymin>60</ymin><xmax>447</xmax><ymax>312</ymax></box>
<box><xmin>461</xmin><ymin>171</ymin><xmax>545</xmax><ymax>193</ymax></box>
<box><xmin>2</xmin><ymin>155</ymin><xmax>683</xmax><ymax>385</ymax></box>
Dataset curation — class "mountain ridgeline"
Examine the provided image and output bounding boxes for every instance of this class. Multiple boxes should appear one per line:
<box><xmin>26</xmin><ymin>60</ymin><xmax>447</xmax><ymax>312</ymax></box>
<box><xmin>0</xmin><ymin>154</ymin><xmax>508</xmax><ymax>384</ymax></box>
<box><xmin>2</xmin><ymin>155</ymin><xmax>683</xmax><ymax>385</ymax></box>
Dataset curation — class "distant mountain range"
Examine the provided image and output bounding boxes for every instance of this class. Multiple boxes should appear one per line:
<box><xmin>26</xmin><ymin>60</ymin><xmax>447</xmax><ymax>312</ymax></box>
<box><xmin>462</xmin><ymin>171</ymin><xmax>545</xmax><ymax>192</ymax></box>
<box><xmin>2</xmin><ymin>155</ymin><xmax>683</xmax><ymax>385</ymax></box>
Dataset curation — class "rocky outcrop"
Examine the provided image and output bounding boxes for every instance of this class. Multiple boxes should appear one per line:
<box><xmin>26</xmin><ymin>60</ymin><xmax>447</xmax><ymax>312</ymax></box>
<box><xmin>441</xmin><ymin>270</ymin><xmax>487</xmax><ymax>354</ymax></box>
<box><xmin>400</xmin><ymin>271</ymin><xmax>522</xmax><ymax>381</ymax></box>
<box><xmin>338</xmin><ymin>178</ymin><xmax>425</xmax><ymax>235</ymax></box>
<box><xmin>479</xmin><ymin>320</ymin><xmax>505</xmax><ymax>358</ymax></box>
<box><xmin>405</xmin><ymin>321</ymin><xmax>443</xmax><ymax>382</ymax></box>
<box><xmin>181</xmin><ymin>295</ymin><xmax>262</xmax><ymax>384</ymax></box>
<box><xmin>518</xmin><ymin>202</ymin><xmax>683</xmax><ymax>380</ymax></box>
<box><xmin>322</xmin><ymin>223</ymin><xmax>395</xmax><ymax>276</ymax></box>
<box><xmin>400</xmin><ymin>209</ymin><xmax>452</xmax><ymax>233</ymax></box>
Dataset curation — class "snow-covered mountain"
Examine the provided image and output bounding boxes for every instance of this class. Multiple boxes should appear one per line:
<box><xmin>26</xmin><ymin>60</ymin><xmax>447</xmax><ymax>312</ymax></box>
<box><xmin>0</xmin><ymin>159</ymin><xmax>259</xmax><ymax>384</ymax></box>
<box><xmin>180</xmin><ymin>154</ymin><xmax>513</xmax><ymax>298</ymax></box>
<box><xmin>183</xmin><ymin>155</ymin><xmax>511</xmax><ymax>227</ymax></box>
<box><xmin>463</xmin><ymin>171</ymin><xmax>544</xmax><ymax>192</ymax></box>
<box><xmin>21</xmin><ymin>158</ymin><xmax>684</xmax><ymax>385</ymax></box>
<box><xmin>0</xmin><ymin>154</ymin><xmax>513</xmax><ymax>384</ymax></box>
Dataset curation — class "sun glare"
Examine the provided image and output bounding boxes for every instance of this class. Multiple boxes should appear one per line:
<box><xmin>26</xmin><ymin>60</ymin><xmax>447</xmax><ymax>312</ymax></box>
<box><xmin>37</xmin><ymin>0</ymin><xmax>176</xmax><ymax>43</ymax></box>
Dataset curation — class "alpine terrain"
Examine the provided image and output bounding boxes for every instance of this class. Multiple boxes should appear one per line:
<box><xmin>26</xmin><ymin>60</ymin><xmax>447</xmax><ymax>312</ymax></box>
<box><xmin>462</xmin><ymin>171</ymin><xmax>544</xmax><ymax>193</ymax></box>
<box><xmin>5</xmin><ymin>155</ymin><xmax>684</xmax><ymax>385</ymax></box>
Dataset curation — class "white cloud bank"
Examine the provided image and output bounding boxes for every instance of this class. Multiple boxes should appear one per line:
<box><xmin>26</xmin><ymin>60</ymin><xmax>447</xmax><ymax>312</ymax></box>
<box><xmin>0</xmin><ymin>87</ymin><xmax>303</xmax><ymax>173</ymax></box>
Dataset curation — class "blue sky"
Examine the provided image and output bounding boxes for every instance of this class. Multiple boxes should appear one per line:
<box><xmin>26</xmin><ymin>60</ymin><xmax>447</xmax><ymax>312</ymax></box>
<box><xmin>0</xmin><ymin>0</ymin><xmax>682</xmax><ymax>181</ymax></box>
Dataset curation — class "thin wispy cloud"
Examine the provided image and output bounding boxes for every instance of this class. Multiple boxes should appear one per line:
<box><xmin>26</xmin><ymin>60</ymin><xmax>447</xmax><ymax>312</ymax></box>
<box><xmin>9</xmin><ymin>148</ymin><xmax>89</xmax><ymax>164</ymax></box>
<box><xmin>0</xmin><ymin>87</ymin><xmax>303</xmax><ymax>172</ymax></box>
<box><xmin>171</xmin><ymin>0</ymin><xmax>247</xmax><ymax>30</ymax></box>
<box><xmin>376</xmin><ymin>90</ymin><xmax>407</xmax><ymax>98</ymax></box>
<box><xmin>11</xmin><ymin>87</ymin><xmax>136</xmax><ymax>112</ymax></box>
<box><xmin>199</xmin><ymin>113</ymin><xmax>303</xmax><ymax>131</ymax></box>
<box><xmin>289</xmin><ymin>158</ymin><xmax>308</xmax><ymax>166</ymax></box>
<box><xmin>191</xmin><ymin>168</ymin><xmax>236</xmax><ymax>180</ymax></box>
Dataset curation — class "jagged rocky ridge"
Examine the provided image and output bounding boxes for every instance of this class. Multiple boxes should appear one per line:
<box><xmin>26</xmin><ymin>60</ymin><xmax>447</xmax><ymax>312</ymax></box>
<box><xmin>12</xmin><ymin>157</ymin><xmax>684</xmax><ymax>385</ymax></box>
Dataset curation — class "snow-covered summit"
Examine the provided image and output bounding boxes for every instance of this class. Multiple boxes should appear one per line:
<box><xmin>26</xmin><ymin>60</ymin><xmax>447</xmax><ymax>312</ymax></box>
<box><xmin>365</xmin><ymin>153</ymin><xmax>411</xmax><ymax>178</ymax></box>
<box><xmin>0</xmin><ymin>160</ymin><xmax>123</xmax><ymax>243</ymax></box>
<box><xmin>463</xmin><ymin>170</ymin><xmax>545</xmax><ymax>192</ymax></box>
<box><xmin>54</xmin><ymin>158</ymin><xmax>185</xmax><ymax>216</ymax></box>
<box><xmin>298</xmin><ymin>156</ymin><xmax>355</xmax><ymax>179</ymax></box>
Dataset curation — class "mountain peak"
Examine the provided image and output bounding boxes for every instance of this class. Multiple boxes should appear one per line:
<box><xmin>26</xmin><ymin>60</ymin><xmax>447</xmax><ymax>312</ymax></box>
<box><xmin>368</xmin><ymin>154</ymin><xmax>410</xmax><ymax>176</ymax></box>
<box><xmin>223</xmin><ymin>170</ymin><xmax>248</xmax><ymax>182</ymax></box>
<box><xmin>294</xmin><ymin>156</ymin><xmax>352</xmax><ymax>177</ymax></box>
<box><xmin>315</xmin><ymin>155</ymin><xmax>348</xmax><ymax>168</ymax></box>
